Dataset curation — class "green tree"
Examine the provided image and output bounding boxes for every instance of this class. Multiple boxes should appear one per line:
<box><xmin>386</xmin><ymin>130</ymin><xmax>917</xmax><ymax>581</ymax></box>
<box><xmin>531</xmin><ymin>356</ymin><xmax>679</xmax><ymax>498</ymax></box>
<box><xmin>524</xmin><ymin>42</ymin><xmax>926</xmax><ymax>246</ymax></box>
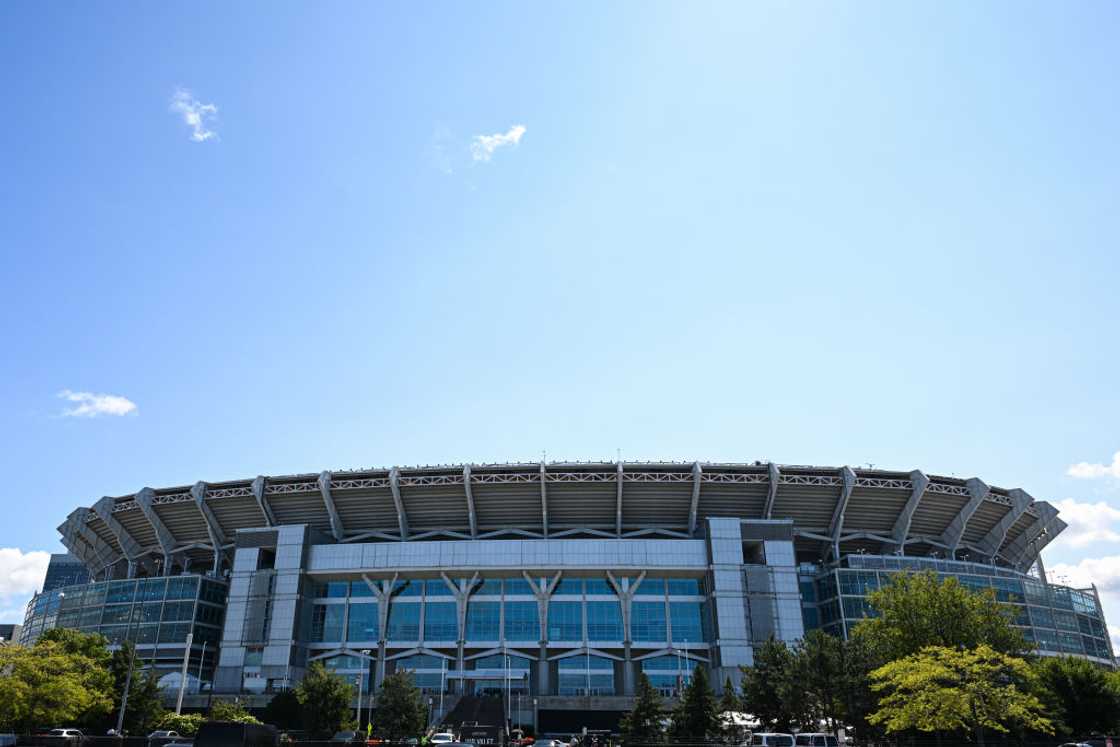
<box><xmin>670</xmin><ymin>665</ymin><xmax>720</xmax><ymax>741</ymax></box>
<box><xmin>1035</xmin><ymin>656</ymin><xmax>1120</xmax><ymax>737</ymax></box>
<box><xmin>294</xmin><ymin>662</ymin><xmax>356</xmax><ymax>738</ymax></box>
<box><xmin>0</xmin><ymin>641</ymin><xmax>115</xmax><ymax>734</ymax></box>
<box><xmin>38</xmin><ymin>628</ymin><xmax>113</xmax><ymax>667</ymax></box>
<box><xmin>740</xmin><ymin>637</ymin><xmax>802</xmax><ymax>732</ymax></box>
<box><xmin>110</xmin><ymin>643</ymin><xmax>166</xmax><ymax>735</ymax></box>
<box><xmin>211</xmin><ymin>699</ymin><xmax>262</xmax><ymax>724</ymax></box>
<box><xmin>852</xmin><ymin>572</ymin><xmax>1026</xmax><ymax>661</ymax></box>
<box><xmin>373</xmin><ymin>670</ymin><xmax>427</xmax><ymax>742</ymax></box>
<box><xmin>791</xmin><ymin>629</ymin><xmax>846</xmax><ymax>733</ymax></box>
<box><xmin>156</xmin><ymin>713</ymin><xmax>206</xmax><ymax>736</ymax></box>
<box><xmin>618</xmin><ymin>672</ymin><xmax>665</xmax><ymax>745</ymax></box>
<box><xmin>34</xmin><ymin>629</ymin><xmax>116</xmax><ymax>728</ymax></box>
<box><xmin>717</xmin><ymin>678</ymin><xmax>746</xmax><ymax>745</ymax></box>
<box><xmin>869</xmin><ymin>644</ymin><xmax>1054</xmax><ymax>747</ymax></box>
<box><xmin>262</xmin><ymin>690</ymin><xmax>304</xmax><ymax>731</ymax></box>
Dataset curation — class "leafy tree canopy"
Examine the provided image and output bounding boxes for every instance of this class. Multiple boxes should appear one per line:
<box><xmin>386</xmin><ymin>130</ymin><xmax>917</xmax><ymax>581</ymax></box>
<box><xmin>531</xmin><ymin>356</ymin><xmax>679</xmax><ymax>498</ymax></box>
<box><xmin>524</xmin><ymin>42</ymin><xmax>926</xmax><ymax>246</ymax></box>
<box><xmin>740</xmin><ymin>637</ymin><xmax>803</xmax><ymax>733</ymax></box>
<box><xmin>211</xmin><ymin>700</ymin><xmax>261</xmax><ymax>724</ymax></box>
<box><xmin>262</xmin><ymin>690</ymin><xmax>303</xmax><ymax>731</ymax></box>
<box><xmin>670</xmin><ymin>665</ymin><xmax>720</xmax><ymax>741</ymax></box>
<box><xmin>619</xmin><ymin>673</ymin><xmax>665</xmax><ymax>745</ymax></box>
<box><xmin>295</xmin><ymin>662</ymin><xmax>356</xmax><ymax>738</ymax></box>
<box><xmin>110</xmin><ymin>643</ymin><xmax>166</xmax><ymax>735</ymax></box>
<box><xmin>156</xmin><ymin>713</ymin><xmax>206</xmax><ymax>736</ymax></box>
<box><xmin>373</xmin><ymin>670</ymin><xmax>426</xmax><ymax>742</ymax></box>
<box><xmin>0</xmin><ymin>641</ymin><xmax>115</xmax><ymax>734</ymax></box>
<box><xmin>869</xmin><ymin>644</ymin><xmax>1054</xmax><ymax>745</ymax></box>
<box><xmin>1035</xmin><ymin>656</ymin><xmax>1120</xmax><ymax>737</ymax></box>
<box><xmin>852</xmin><ymin>571</ymin><xmax>1026</xmax><ymax>661</ymax></box>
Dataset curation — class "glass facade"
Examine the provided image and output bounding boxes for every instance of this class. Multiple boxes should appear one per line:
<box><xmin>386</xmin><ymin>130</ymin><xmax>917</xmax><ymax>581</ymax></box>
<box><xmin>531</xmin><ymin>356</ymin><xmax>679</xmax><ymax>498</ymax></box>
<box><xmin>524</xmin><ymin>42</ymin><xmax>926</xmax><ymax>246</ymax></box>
<box><xmin>20</xmin><ymin>575</ymin><xmax>228</xmax><ymax>682</ymax></box>
<box><xmin>557</xmin><ymin>654</ymin><xmax>614</xmax><ymax>696</ymax></box>
<box><xmin>801</xmin><ymin>555</ymin><xmax>1114</xmax><ymax>662</ymax></box>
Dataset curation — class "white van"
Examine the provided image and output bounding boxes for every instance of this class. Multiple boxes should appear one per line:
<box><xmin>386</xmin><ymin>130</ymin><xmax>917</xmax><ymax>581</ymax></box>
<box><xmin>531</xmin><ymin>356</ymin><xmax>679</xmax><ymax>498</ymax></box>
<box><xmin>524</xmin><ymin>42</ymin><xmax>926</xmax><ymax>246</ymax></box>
<box><xmin>752</xmin><ymin>734</ymin><xmax>794</xmax><ymax>747</ymax></box>
<box><xmin>795</xmin><ymin>734</ymin><xmax>839</xmax><ymax>747</ymax></box>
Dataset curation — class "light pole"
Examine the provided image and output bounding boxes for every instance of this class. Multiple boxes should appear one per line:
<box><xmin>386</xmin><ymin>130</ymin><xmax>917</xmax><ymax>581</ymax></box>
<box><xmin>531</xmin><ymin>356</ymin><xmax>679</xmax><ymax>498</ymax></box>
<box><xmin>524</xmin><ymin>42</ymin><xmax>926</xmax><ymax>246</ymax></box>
<box><xmin>176</xmin><ymin>632</ymin><xmax>194</xmax><ymax>714</ymax></box>
<box><xmin>115</xmin><ymin>643</ymin><xmax>137</xmax><ymax>734</ymax></box>
<box><xmin>360</xmin><ymin>649</ymin><xmax>372</xmax><ymax>733</ymax></box>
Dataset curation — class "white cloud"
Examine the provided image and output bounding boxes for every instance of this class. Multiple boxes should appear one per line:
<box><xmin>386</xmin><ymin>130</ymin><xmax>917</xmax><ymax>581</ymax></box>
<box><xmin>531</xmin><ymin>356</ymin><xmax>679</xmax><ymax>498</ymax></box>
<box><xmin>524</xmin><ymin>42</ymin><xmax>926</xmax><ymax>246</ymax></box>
<box><xmin>1067</xmin><ymin>451</ymin><xmax>1120</xmax><ymax>479</ymax></box>
<box><xmin>0</xmin><ymin>548</ymin><xmax>50</xmax><ymax>633</ymax></box>
<box><xmin>170</xmin><ymin>88</ymin><xmax>218</xmax><ymax>142</ymax></box>
<box><xmin>470</xmin><ymin>124</ymin><xmax>526</xmax><ymax>162</ymax></box>
<box><xmin>57</xmin><ymin>390</ymin><xmax>138</xmax><ymax>418</ymax></box>
<box><xmin>1051</xmin><ymin>498</ymin><xmax>1120</xmax><ymax>547</ymax></box>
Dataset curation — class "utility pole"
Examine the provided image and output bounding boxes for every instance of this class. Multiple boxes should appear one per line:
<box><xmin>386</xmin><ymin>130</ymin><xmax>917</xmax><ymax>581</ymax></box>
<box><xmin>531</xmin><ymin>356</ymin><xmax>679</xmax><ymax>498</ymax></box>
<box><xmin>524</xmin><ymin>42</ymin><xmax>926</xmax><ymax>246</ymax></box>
<box><xmin>176</xmin><ymin>632</ymin><xmax>194</xmax><ymax>714</ymax></box>
<box><xmin>116</xmin><ymin>644</ymin><xmax>137</xmax><ymax>734</ymax></box>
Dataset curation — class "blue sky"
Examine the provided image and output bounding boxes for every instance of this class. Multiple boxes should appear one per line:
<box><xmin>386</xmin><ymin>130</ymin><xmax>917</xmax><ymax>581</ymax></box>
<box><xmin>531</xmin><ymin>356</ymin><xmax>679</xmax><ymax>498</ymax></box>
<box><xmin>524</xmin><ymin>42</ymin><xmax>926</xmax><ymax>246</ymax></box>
<box><xmin>1</xmin><ymin>2</ymin><xmax>1119</xmax><ymax>632</ymax></box>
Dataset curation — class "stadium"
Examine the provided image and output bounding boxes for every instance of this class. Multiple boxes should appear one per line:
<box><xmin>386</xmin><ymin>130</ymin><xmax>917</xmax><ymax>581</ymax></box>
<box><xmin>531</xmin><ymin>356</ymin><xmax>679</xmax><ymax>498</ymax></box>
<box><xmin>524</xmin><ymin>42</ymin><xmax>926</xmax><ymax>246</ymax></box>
<box><xmin>21</xmin><ymin>461</ymin><xmax>1112</xmax><ymax>730</ymax></box>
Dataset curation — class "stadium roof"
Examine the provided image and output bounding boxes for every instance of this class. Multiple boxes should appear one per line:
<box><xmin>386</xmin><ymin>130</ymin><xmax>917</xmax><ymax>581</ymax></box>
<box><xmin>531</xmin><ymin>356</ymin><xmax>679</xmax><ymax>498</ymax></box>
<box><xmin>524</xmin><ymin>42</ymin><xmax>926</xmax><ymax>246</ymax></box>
<box><xmin>58</xmin><ymin>461</ymin><xmax>1063</xmax><ymax>577</ymax></box>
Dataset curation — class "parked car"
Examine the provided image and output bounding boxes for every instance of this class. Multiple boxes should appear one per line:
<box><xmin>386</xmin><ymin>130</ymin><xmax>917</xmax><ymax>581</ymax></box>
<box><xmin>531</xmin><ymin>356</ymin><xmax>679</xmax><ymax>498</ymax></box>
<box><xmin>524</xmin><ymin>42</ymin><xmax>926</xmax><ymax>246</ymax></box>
<box><xmin>330</xmin><ymin>733</ymin><xmax>358</xmax><ymax>743</ymax></box>
<box><xmin>46</xmin><ymin>729</ymin><xmax>87</xmax><ymax>747</ymax></box>
<box><xmin>795</xmin><ymin>734</ymin><xmax>839</xmax><ymax>747</ymax></box>
<box><xmin>430</xmin><ymin>734</ymin><xmax>456</xmax><ymax>744</ymax></box>
<box><xmin>0</xmin><ymin>734</ymin><xmax>17</xmax><ymax>747</ymax></box>
<box><xmin>751</xmin><ymin>734</ymin><xmax>794</xmax><ymax>747</ymax></box>
<box><xmin>149</xmin><ymin>731</ymin><xmax>183</xmax><ymax>747</ymax></box>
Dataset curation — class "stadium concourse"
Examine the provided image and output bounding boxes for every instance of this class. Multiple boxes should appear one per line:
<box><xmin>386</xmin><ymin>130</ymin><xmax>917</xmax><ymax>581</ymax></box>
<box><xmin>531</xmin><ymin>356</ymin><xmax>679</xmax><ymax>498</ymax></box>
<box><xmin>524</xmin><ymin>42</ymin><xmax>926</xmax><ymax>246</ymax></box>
<box><xmin>21</xmin><ymin>461</ymin><xmax>1112</xmax><ymax>729</ymax></box>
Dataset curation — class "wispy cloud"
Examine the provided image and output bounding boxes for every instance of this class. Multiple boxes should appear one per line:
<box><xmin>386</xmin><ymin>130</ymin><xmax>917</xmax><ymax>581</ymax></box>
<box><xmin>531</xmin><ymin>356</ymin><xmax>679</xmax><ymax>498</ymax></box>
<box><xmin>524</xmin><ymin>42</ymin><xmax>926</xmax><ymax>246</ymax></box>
<box><xmin>57</xmin><ymin>390</ymin><xmax>138</xmax><ymax>418</ymax></box>
<box><xmin>1052</xmin><ymin>498</ymin><xmax>1120</xmax><ymax>547</ymax></box>
<box><xmin>471</xmin><ymin>124</ymin><xmax>526</xmax><ymax>162</ymax></box>
<box><xmin>1067</xmin><ymin>451</ymin><xmax>1120</xmax><ymax>479</ymax></box>
<box><xmin>170</xmin><ymin>88</ymin><xmax>218</xmax><ymax>142</ymax></box>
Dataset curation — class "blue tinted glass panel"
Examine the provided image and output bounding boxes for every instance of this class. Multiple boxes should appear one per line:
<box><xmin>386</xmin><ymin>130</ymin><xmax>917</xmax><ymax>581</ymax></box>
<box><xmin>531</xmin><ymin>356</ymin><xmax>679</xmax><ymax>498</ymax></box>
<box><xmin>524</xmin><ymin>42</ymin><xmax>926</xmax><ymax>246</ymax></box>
<box><xmin>548</xmin><ymin>601</ymin><xmax>582</xmax><ymax>641</ymax></box>
<box><xmin>631</xmin><ymin>601</ymin><xmax>667</xmax><ymax>642</ymax></box>
<box><xmin>387</xmin><ymin>603</ymin><xmax>421</xmax><ymax>640</ymax></box>
<box><xmin>586</xmin><ymin>601</ymin><xmax>623</xmax><ymax>640</ymax></box>
<box><xmin>504</xmin><ymin>601</ymin><xmax>539</xmax><ymax>640</ymax></box>
<box><xmin>347</xmin><ymin>602</ymin><xmax>379</xmax><ymax>642</ymax></box>
<box><xmin>466</xmin><ymin>601</ymin><xmax>500</xmax><ymax>640</ymax></box>
<box><xmin>424</xmin><ymin>602</ymin><xmax>458</xmax><ymax>641</ymax></box>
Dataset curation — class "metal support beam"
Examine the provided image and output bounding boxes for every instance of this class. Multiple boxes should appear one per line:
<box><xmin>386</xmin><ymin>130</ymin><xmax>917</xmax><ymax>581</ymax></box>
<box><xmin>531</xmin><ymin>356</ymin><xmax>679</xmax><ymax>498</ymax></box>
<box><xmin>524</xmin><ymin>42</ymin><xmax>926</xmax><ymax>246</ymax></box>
<box><xmin>191</xmin><ymin>482</ymin><xmax>227</xmax><ymax>574</ymax></box>
<box><xmin>93</xmin><ymin>496</ymin><xmax>145</xmax><ymax>562</ymax></box>
<box><xmin>389</xmin><ymin>467</ymin><xmax>409</xmax><ymax>540</ymax></box>
<box><xmin>59</xmin><ymin>509</ymin><xmax>117</xmax><ymax>572</ymax></box>
<box><xmin>1004</xmin><ymin>500</ymin><xmax>1059</xmax><ymax>569</ymax></box>
<box><xmin>975</xmin><ymin>488</ymin><xmax>1032</xmax><ymax>560</ymax></box>
<box><xmin>134</xmin><ymin>487</ymin><xmax>179</xmax><ymax>570</ymax></box>
<box><xmin>251</xmin><ymin>476</ymin><xmax>276</xmax><ymax>527</ymax></box>
<box><xmin>1018</xmin><ymin>515</ymin><xmax>1067</xmax><ymax>573</ymax></box>
<box><xmin>939</xmin><ymin>478</ymin><xmax>988</xmax><ymax>556</ymax></box>
<box><xmin>463</xmin><ymin>465</ymin><xmax>478</xmax><ymax>538</ymax></box>
<box><xmin>318</xmin><ymin>471</ymin><xmax>345</xmax><ymax>541</ymax></box>
<box><xmin>763</xmin><ymin>462</ymin><xmax>780</xmax><ymax>519</ymax></box>
<box><xmin>829</xmin><ymin>466</ymin><xmax>856</xmax><ymax>560</ymax></box>
<box><xmin>616</xmin><ymin>463</ymin><xmax>624</xmax><ymax>537</ymax></box>
<box><xmin>688</xmin><ymin>462</ymin><xmax>703</xmax><ymax>536</ymax></box>
<box><xmin>539</xmin><ymin>463</ymin><xmax>549</xmax><ymax>538</ymax></box>
<box><xmin>885</xmin><ymin>470</ymin><xmax>929</xmax><ymax>554</ymax></box>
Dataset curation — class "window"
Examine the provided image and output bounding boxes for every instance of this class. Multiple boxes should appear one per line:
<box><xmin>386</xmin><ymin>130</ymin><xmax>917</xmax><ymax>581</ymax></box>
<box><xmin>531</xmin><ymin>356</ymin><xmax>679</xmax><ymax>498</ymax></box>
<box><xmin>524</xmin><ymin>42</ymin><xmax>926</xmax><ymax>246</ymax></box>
<box><xmin>557</xmin><ymin>655</ymin><xmax>614</xmax><ymax>696</ymax></box>
<box><xmin>166</xmin><ymin>577</ymin><xmax>199</xmax><ymax>600</ymax></box>
<box><xmin>393</xmin><ymin>580</ymin><xmax>422</xmax><ymax>598</ymax></box>
<box><xmin>504</xmin><ymin>602</ymin><xmax>539</xmax><ymax>640</ymax></box>
<box><xmin>158</xmin><ymin>623</ymin><xmax>190</xmax><ymax>643</ymax></box>
<box><xmin>349</xmin><ymin>581</ymin><xmax>375</xmax><ymax>598</ymax></box>
<box><xmin>317</xmin><ymin>582</ymin><xmax>349</xmax><ymax>599</ymax></box>
<box><xmin>136</xmin><ymin>603</ymin><xmax>162</xmax><ymax>624</ymax></box>
<box><xmin>586</xmin><ymin>601</ymin><xmax>623</xmax><ymax>640</ymax></box>
<box><xmin>631</xmin><ymin>601</ymin><xmax>667</xmax><ymax>642</ymax></box>
<box><xmin>102</xmin><ymin>605</ymin><xmax>131</xmax><ymax>625</ymax></box>
<box><xmin>106</xmin><ymin>581</ymin><xmax>136</xmax><ymax>604</ymax></box>
<box><xmin>466</xmin><ymin>601</ymin><xmax>500</xmax><ymax>640</ymax></box>
<box><xmin>585</xmin><ymin>579</ymin><xmax>614</xmax><ymax>595</ymax></box>
<box><xmin>387</xmin><ymin>603</ymin><xmax>420</xmax><ymax>641</ymax></box>
<box><xmin>312</xmin><ymin>604</ymin><xmax>345</xmax><ymax>642</ymax></box>
<box><xmin>635</xmin><ymin>578</ymin><xmax>666</xmax><ymax>597</ymax></box>
<box><xmin>554</xmin><ymin>578</ymin><xmax>583</xmax><ymax>596</ymax></box>
<box><xmin>474</xmin><ymin>579</ymin><xmax>501</xmax><ymax>596</ymax></box>
<box><xmin>504</xmin><ymin>579</ymin><xmax>534</xmax><ymax>596</ymax></box>
<box><xmin>548</xmin><ymin>601</ymin><xmax>582</xmax><ymax>641</ymax></box>
<box><xmin>838</xmin><ymin>570</ymin><xmax>879</xmax><ymax>596</ymax></box>
<box><xmin>667</xmin><ymin>579</ymin><xmax>701</xmax><ymax>596</ymax></box>
<box><xmin>424</xmin><ymin>602</ymin><xmax>458</xmax><ymax>641</ymax></box>
<box><xmin>347</xmin><ymin>603</ymin><xmax>379</xmax><ymax>642</ymax></box>
<box><xmin>669</xmin><ymin>602</ymin><xmax>704</xmax><ymax>643</ymax></box>
<box><xmin>474</xmin><ymin>654</ymin><xmax>531</xmax><ymax>669</ymax></box>
<box><xmin>139</xmin><ymin>578</ymin><xmax>166</xmax><ymax>601</ymax></box>
<box><xmin>425</xmin><ymin>580</ymin><xmax>453</xmax><ymax>597</ymax></box>
<box><xmin>162</xmin><ymin>601</ymin><xmax>194</xmax><ymax>622</ymax></box>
